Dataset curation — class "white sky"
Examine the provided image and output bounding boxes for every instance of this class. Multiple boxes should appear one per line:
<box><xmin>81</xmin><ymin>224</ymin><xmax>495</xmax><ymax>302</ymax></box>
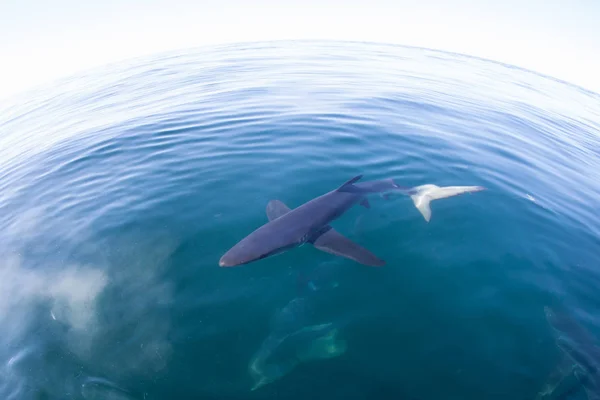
<box><xmin>1</xmin><ymin>0</ymin><xmax>599</xmax><ymax>100</ymax></box>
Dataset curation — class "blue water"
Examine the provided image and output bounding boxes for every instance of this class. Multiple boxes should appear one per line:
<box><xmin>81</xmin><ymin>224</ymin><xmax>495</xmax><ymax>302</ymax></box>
<box><xmin>1</xmin><ymin>40</ymin><xmax>600</xmax><ymax>400</ymax></box>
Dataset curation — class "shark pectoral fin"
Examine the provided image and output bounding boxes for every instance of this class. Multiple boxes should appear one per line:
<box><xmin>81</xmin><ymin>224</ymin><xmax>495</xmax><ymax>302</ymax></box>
<box><xmin>360</xmin><ymin>199</ymin><xmax>370</xmax><ymax>209</ymax></box>
<box><xmin>410</xmin><ymin>194</ymin><xmax>432</xmax><ymax>222</ymax></box>
<box><xmin>266</xmin><ymin>200</ymin><xmax>292</xmax><ymax>221</ymax></box>
<box><xmin>311</xmin><ymin>228</ymin><xmax>385</xmax><ymax>266</ymax></box>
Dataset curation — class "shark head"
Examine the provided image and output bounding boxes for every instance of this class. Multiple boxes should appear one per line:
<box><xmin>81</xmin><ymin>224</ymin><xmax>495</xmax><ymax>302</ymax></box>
<box><xmin>219</xmin><ymin>247</ymin><xmax>262</xmax><ymax>267</ymax></box>
<box><xmin>219</xmin><ymin>224</ymin><xmax>298</xmax><ymax>267</ymax></box>
<box><xmin>219</xmin><ymin>241</ymin><xmax>283</xmax><ymax>267</ymax></box>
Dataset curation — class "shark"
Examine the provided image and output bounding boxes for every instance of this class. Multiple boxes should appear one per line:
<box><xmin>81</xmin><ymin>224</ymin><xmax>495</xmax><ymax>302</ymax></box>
<box><xmin>406</xmin><ymin>184</ymin><xmax>485</xmax><ymax>222</ymax></box>
<box><xmin>218</xmin><ymin>175</ymin><xmax>405</xmax><ymax>267</ymax></box>
<box><xmin>537</xmin><ymin>305</ymin><xmax>600</xmax><ymax>400</ymax></box>
<box><xmin>248</xmin><ymin>297</ymin><xmax>347</xmax><ymax>391</ymax></box>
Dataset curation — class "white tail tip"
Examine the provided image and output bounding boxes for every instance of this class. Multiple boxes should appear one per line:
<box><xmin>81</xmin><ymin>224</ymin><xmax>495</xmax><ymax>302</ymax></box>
<box><xmin>411</xmin><ymin>194</ymin><xmax>432</xmax><ymax>222</ymax></box>
<box><xmin>409</xmin><ymin>184</ymin><xmax>485</xmax><ymax>222</ymax></box>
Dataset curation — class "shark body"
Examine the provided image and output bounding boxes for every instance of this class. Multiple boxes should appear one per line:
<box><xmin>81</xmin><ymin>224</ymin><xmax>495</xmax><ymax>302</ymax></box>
<box><xmin>219</xmin><ymin>175</ymin><xmax>404</xmax><ymax>267</ymax></box>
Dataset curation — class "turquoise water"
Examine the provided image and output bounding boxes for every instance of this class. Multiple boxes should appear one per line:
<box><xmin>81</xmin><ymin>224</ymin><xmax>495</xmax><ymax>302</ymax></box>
<box><xmin>1</xmin><ymin>40</ymin><xmax>600</xmax><ymax>399</ymax></box>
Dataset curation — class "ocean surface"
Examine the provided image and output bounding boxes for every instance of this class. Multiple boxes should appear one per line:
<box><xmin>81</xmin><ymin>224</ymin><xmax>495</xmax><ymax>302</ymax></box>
<box><xmin>1</xmin><ymin>40</ymin><xmax>599</xmax><ymax>400</ymax></box>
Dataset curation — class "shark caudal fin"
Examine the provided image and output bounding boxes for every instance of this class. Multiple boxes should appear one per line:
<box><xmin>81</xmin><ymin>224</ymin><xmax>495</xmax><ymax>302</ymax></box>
<box><xmin>410</xmin><ymin>192</ymin><xmax>433</xmax><ymax>222</ymax></box>
<box><xmin>409</xmin><ymin>184</ymin><xmax>486</xmax><ymax>222</ymax></box>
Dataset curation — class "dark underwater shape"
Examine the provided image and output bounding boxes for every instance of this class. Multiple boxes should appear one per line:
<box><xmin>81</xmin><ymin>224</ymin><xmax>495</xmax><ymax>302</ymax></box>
<box><xmin>537</xmin><ymin>305</ymin><xmax>600</xmax><ymax>400</ymax></box>
<box><xmin>248</xmin><ymin>297</ymin><xmax>347</xmax><ymax>391</ymax></box>
<box><xmin>218</xmin><ymin>175</ymin><xmax>405</xmax><ymax>267</ymax></box>
<box><xmin>544</xmin><ymin>306</ymin><xmax>600</xmax><ymax>368</ymax></box>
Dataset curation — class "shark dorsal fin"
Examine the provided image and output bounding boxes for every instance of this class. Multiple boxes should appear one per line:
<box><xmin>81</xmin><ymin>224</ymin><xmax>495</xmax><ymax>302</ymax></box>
<box><xmin>336</xmin><ymin>175</ymin><xmax>363</xmax><ymax>192</ymax></box>
<box><xmin>266</xmin><ymin>199</ymin><xmax>292</xmax><ymax>221</ymax></box>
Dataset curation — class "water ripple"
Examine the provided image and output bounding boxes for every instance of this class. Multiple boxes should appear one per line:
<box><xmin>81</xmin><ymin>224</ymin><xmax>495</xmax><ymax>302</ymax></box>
<box><xmin>0</xmin><ymin>40</ymin><xmax>599</xmax><ymax>399</ymax></box>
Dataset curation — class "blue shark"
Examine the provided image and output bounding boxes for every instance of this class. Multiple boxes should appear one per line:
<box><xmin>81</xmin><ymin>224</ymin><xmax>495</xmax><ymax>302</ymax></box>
<box><xmin>219</xmin><ymin>175</ymin><xmax>405</xmax><ymax>267</ymax></box>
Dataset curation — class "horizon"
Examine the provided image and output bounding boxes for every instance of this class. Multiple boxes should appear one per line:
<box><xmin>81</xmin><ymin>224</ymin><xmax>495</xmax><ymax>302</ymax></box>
<box><xmin>1</xmin><ymin>1</ymin><xmax>599</xmax><ymax>101</ymax></box>
<box><xmin>12</xmin><ymin>38</ymin><xmax>600</xmax><ymax>95</ymax></box>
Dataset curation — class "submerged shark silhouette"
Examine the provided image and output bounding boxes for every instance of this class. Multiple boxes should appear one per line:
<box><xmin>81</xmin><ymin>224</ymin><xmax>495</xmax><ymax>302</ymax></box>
<box><xmin>538</xmin><ymin>305</ymin><xmax>600</xmax><ymax>400</ymax></box>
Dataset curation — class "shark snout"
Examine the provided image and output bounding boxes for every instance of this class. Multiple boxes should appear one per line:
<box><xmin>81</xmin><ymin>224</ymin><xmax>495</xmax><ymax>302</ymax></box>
<box><xmin>219</xmin><ymin>241</ymin><xmax>263</xmax><ymax>267</ymax></box>
<box><xmin>219</xmin><ymin>253</ymin><xmax>240</xmax><ymax>267</ymax></box>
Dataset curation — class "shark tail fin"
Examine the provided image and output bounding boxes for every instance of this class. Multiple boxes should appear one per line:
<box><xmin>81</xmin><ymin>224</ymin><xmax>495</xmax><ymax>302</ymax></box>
<box><xmin>410</xmin><ymin>193</ymin><xmax>432</xmax><ymax>222</ymax></box>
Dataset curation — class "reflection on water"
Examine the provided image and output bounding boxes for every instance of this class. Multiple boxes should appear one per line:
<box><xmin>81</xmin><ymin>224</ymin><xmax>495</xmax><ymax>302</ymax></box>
<box><xmin>0</xmin><ymin>227</ymin><xmax>175</xmax><ymax>399</ymax></box>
